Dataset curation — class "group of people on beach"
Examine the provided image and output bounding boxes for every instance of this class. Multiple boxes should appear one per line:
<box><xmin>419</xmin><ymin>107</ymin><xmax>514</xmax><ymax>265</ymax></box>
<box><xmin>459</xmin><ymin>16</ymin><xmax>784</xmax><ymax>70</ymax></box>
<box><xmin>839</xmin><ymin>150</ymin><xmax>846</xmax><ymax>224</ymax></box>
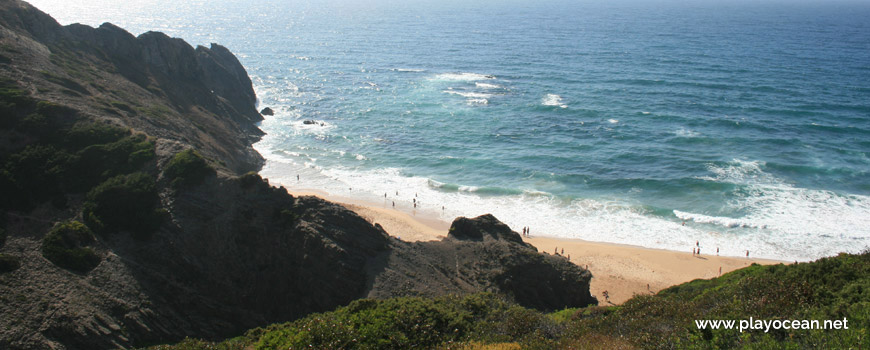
<box><xmin>692</xmin><ymin>240</ymin><xmax>724</xmax><ymax>257</ymax></box>
<box><xmin>521</xmin><ymin>226</ymin><xmax>530</xmax><ymax>237</ymax></box>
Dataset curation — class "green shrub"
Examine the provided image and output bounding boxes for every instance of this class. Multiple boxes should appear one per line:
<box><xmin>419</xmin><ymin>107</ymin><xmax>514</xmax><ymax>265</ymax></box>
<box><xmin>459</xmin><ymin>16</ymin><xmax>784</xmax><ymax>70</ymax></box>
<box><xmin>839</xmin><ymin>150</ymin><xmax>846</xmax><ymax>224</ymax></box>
<box><xmin>40</xmin><ymin>221</ymin><xmax>101</xmax><ymax>273</ymax></box>
<box><xmin>0</xmin><ymin>80</ymin><xmax>33</xmax><ymax>127</ymax></box>
<box><xmin>1</xmin><ymin>145</ymin><xmax>73</xmax><ymax>209</ymax></box>
<box><xmin>144</xmin><ymin>337</ymin><xmax>249</xmax><ymax>350</ymax></box>
<box><xmin>249</xmin><ymin>293</ymin><xmax>562</xmax><ymax>350</ymax></box>
<box><xmin>68</xmin><ymin>133</ymin><xmax>155</xmax><ymax>190</ymax></box>
<box><xmin>569</xmin><ymin>252</ymin><xmax>870</xmax><ymax>349</ymax></box>
<box><xmin>83</xmin><ymin>172</ymin><xmax>165</xmax><ymax>237</ymax></box>
<box><xmin>164</xmin><ymin>149</ymin><xmax>214</xmax><ymax>188</ymax></box>
<box><xmin>63</xmin><ymin>122</ymin><xmax>130</xmax><ymax>149</ymax></box>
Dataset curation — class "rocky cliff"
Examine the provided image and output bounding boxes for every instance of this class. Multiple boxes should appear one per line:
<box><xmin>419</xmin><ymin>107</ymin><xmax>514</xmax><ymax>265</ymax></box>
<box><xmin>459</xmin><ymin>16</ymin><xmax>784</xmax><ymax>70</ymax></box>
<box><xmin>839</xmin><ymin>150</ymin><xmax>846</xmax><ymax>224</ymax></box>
<box><xmin>0</xmin><ymin>2</ymin><xmax>595</xmax><ymax>349</ymax></box>
<box><xmin>0</xmin><ymin>0</ymin><xmax>263</xmax><ymax>174</ymax></box>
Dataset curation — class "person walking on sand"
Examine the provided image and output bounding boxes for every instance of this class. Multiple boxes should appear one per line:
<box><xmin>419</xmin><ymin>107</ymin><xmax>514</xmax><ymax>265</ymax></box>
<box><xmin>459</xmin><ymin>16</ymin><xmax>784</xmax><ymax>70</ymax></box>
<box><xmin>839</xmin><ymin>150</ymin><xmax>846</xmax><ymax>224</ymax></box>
<box><xmin>297</xmin><ymin>174</ymin><xmax>300</xmax><ymax>181</ymax></box>
<box><xmin>392</xmin><ymin>201</ymin><xmax>395</xmax><ymax>208</ymax></box>
<box><xmin>746</xmin><ymin>250</ymin><xmax>750</xmax><ymax>258</ymax></box>
<box><xmin>716</xmin><ymin>247</ymin><xmax>719</xmax><ymax>256</ymax></box>
<box><xmin>693</xmin><ymin>247</ymin><xmax>696</xmax><ymax>256</ymax></box>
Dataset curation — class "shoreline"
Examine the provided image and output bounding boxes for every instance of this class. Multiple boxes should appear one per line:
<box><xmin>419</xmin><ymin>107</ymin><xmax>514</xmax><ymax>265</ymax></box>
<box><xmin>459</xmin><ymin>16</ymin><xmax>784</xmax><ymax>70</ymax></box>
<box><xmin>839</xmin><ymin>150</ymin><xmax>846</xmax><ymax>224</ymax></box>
<box><xmin>273</xmin><ymin>180</ymin><xmax>785</xmax><ymax>305</ymax></box>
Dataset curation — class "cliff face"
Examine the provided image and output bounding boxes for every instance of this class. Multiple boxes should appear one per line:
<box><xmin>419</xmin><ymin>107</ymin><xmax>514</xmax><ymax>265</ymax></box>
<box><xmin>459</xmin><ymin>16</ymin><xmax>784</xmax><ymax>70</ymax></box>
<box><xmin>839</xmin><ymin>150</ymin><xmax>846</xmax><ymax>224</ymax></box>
<box><xmin>0</xmin><ymin>2</ymin><xmax>595</xmax><ymax>349</ymax></box>
<box><xmin>0</xmin><ymin>0</ymin><xmax>263</xmax><ymax>174</ymax></box>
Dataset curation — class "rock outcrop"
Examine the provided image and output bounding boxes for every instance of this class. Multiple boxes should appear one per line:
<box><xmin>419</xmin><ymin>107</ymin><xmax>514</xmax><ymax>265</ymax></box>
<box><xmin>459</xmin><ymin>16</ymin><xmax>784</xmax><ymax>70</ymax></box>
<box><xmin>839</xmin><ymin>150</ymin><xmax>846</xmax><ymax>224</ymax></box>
<box><xmin>367</xmin><ymin>214</ymin><xmax>595</xmax><ymax>311</ymax></box>
<box><xmin>0</xmin><ymin>1</ymin><xmax>263</xmax><ymax>174</ymax></box>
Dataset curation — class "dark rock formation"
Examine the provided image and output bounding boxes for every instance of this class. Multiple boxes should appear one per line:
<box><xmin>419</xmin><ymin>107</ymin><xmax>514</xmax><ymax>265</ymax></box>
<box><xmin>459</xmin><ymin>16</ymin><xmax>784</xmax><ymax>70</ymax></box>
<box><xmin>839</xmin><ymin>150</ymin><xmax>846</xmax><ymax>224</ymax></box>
<box><xmin>367</xmin><ymin>214</ymin><xmax>595</xmax><ymax>311</ymax></box>
<box><xmin>302</xmin><ymin>119</ymin><xmax>317</xmax><ymax>125</ymax></box>
<box><xmin>260</xmin><ymin>107</ymin><xmax>274</xmax><ymax>116</ymax></box>
<box><xmin>448</xmin><ymin>213</ymin><xmax>527</xmax><ymax>245</ymax></box>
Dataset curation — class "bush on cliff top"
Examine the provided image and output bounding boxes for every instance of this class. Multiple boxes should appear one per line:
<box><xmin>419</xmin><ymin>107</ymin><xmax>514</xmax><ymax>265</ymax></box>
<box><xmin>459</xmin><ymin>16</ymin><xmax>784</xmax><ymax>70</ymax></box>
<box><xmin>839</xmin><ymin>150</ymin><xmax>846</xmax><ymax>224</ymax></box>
<box><xmin>40</xmin><ymin>221</ymin><xmax>101</xmax><ymax>273</ymax></box>
<box><xmin>164</xmin><ymin>149</ymin><xmax>214</xmax><ymax>188</ymax></box>
<box><xmin>83</xmin><ymin>172</ymin><xmax>166</xmax><ymax>237</ymax></box>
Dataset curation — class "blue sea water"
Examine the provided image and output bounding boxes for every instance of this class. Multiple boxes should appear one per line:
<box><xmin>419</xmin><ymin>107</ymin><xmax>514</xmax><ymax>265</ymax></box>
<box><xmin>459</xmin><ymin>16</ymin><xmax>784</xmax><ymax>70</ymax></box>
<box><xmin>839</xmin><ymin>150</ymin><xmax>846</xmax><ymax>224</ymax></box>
<box><xmin>32</xmin><ymin>0</ymin><xmax>870</xmax><ymax>260</ymax></box>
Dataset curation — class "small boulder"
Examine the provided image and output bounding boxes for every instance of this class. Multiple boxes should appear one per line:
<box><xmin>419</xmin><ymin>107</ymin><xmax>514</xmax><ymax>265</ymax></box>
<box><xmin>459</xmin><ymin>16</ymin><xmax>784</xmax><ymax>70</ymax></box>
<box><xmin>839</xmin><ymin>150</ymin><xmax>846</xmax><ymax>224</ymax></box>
<box><xmin>260</xmin><ymin>107</ymin><xmax>274</xmax><ymax>116</ymax></box>
<box><xmin>448</xmin><ymin>214</ymin><xmax>525</xmax><ymax>244</ymax></box>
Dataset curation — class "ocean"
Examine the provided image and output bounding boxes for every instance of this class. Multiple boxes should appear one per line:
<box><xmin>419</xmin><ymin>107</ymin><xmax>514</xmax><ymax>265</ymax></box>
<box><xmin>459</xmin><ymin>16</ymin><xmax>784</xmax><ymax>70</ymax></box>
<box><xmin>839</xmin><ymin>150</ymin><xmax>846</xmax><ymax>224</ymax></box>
<box><xmin>30</xmin><ymin>0</ymin><xmax>870</xmax><ymax>261</ymax></box>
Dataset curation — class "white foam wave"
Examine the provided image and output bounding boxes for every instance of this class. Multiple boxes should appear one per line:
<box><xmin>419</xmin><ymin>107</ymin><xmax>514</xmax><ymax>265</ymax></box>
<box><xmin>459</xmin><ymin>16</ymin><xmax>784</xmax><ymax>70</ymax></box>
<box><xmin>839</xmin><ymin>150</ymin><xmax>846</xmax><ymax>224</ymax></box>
<box><xmin>443</xmin><ymin>90</ymin><xmax>493</xmax><ymax>99</ymax></box>
<box><xmin>681</xmin><ymin>159</ymin><xmax>870</xmax><ymax>259</ymax></box>
<box><xmin>393</xmin><ymin>68</ymin><xmax>426</xmax><ymax>72</ymax></box>
<box><xmin>675</xmin><ymin>128</ymin><xmax>700</xmax><ymax>137</ymax></box>
<box><xmin>608</xmin><ymin>119</ymin><xmax>619</xmax><ymax>124</ymax></box>
<box><xmin>475</xmin><ymin>82</ymin><xmax>502</xmax><ymax>89</ymax></box>
<box><xmin>467</xmin><ymin>98</ymin><xmax>489</xmax><ymax>105</ymax></box>
<box><xmin>674</xmin><ymin>210</ymin><xmax>764</xmax><ymax>229</ymax></box>
<box><xmin>542</xmin><ymin>94</ymin><xmax>567</xmax><ymax>108</ymax></box>
<box><xmin>431</xmin><ymin>72</ymin><xmax>495</xmax><ymax>81</ymax></box>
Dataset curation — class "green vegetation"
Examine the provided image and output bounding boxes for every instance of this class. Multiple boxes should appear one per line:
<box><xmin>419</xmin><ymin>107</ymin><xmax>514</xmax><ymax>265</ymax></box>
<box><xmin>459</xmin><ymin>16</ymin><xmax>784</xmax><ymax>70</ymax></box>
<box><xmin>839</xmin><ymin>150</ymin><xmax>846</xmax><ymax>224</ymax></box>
<box><xmin>163</xmin><ymin>149</ymin><xmax>214</xmax><ymax>188</ymax></box>
<box><xmin>567</xmin><ymin>253</ymin><xmax>870</xmax><ymax>349</ymax></box>
<box><xmin>0</xmin><ymin>83</ymin><xmax>156</xmax><ymax>210</ymax></box>
<box><xmin>250</xmin><ymin>293</ymin><xmax>561</xmax><ymax>350</ymax></box>
<box><xmin>69</xmin><ymin>132</ymin><xmax>155</xmax><ymax>190</ymax></box>
<box><xmin>83</xmin><ymin>172</ymin><xmax>166</xmax><ymax>237</ymax></box>
<box><xmin>40</xmin><ymin>221</ymin><xmax>101</xmax><ymax>273</ymax></box>
<box><xmin>147</xmin><ymin>252</ymin><xmax>869</xmax><ymax>350</ymax></box>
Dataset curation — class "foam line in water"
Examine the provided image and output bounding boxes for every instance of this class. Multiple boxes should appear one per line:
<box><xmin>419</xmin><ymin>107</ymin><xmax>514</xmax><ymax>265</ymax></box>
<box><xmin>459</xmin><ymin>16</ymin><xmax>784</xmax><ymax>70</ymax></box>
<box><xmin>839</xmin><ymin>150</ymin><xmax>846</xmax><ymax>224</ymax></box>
<box><xmin>431</xmin><ymin>72</ymin><xmax>495</xmax><ymax>81</ymax></box>
<box><xmin>542</xmin><ymin>94</ymin><xmax>567</xmax><ymax>108</ymax></box>
<box><xmin>443</xmin><ymin>90</ymin><xmax>494</xmax><ymax>99</ymax></box>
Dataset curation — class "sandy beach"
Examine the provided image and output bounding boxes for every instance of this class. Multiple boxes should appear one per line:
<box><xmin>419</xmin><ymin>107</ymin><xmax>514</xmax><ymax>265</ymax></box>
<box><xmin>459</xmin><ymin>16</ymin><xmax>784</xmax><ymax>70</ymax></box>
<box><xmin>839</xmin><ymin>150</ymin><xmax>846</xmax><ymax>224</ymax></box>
<box><xmin>282</xmin><ymin>185</ymin><xmax>784</xmax><ymax>305</ymax></box>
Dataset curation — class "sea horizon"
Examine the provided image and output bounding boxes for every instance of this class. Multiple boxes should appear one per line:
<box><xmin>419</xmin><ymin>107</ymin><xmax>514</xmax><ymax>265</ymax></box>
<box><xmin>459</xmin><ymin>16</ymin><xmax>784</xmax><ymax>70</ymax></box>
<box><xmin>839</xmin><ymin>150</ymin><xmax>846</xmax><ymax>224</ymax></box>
<box><xmin>29</xmin><ymin>0</ymin><xmax>870</xmax><ymax>261</ymax></box>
